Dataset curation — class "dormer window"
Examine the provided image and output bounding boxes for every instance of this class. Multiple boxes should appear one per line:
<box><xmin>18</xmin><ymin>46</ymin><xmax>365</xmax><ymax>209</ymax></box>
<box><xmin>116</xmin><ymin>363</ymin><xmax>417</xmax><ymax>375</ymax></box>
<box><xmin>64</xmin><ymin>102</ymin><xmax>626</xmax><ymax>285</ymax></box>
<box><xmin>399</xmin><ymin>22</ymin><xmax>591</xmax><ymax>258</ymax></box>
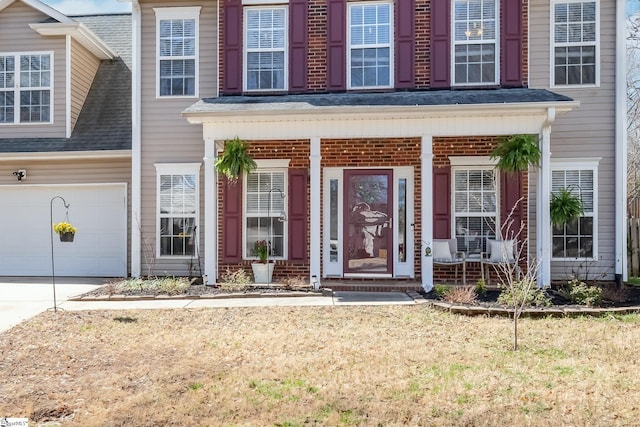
<box><xmin>0</xmin><ymin>52</ymin><xmax>52</xmax><ymax>124</ymax></box>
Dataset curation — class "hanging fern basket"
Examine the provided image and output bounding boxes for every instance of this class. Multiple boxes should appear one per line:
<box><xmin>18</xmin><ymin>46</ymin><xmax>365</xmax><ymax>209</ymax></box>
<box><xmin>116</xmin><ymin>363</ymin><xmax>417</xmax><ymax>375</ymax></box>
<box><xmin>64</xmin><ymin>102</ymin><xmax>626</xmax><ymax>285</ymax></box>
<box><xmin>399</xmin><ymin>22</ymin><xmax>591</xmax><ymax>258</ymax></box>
<box><xmin>550</xmin><ymin>188</ymin><xmax>584</xmax><ymax>226</ymax></box>
<box><xmin>214</xmin><ymin>137</ymin><xmax>257</xmax><ymax>182</ymax></box>
<box><xmin>491</xmin><ymin>134</ymin><xmax>541</xmax><ymax>173</ymax></box>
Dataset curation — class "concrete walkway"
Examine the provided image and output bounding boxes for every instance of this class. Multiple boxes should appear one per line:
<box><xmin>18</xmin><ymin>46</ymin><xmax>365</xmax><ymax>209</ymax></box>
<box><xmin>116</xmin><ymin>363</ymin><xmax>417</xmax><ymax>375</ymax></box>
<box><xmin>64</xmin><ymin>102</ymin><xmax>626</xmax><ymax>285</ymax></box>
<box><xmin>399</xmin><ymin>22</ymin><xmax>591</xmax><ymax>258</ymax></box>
<box><xmin>0</xmin><ymin>278</ymin><xmax>419</xmax><ymax>333</ymax></box>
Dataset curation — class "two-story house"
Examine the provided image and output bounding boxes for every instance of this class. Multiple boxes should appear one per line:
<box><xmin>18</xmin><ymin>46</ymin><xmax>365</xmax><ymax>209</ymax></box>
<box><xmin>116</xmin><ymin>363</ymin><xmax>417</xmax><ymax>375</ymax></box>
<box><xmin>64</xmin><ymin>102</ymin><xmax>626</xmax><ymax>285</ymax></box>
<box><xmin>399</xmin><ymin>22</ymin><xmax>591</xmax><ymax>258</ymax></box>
<box><xmin>0</xmin><ymin>0</ymin><xmax>131</xmax><ymax>277</ymax></box>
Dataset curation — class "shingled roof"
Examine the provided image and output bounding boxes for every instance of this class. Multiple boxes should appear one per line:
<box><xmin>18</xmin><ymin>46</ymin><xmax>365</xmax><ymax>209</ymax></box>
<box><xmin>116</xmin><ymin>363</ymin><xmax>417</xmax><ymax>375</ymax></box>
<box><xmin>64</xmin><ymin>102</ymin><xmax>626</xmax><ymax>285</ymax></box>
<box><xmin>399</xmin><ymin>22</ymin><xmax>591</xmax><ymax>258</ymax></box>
<box><xmin>0</xmin><ymin>13</ymin><xmax>132</xmax><ymax>154</ymax></box>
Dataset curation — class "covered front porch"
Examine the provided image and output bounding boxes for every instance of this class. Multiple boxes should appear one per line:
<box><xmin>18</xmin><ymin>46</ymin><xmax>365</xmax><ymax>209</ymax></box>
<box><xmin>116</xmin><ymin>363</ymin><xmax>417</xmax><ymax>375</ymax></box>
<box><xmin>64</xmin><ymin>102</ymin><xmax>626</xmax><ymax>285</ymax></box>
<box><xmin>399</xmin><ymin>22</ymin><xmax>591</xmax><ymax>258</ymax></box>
<box><xmin>183</xmin><ymin>89</ymin><xmax>578</xmax><ymax>291</ymax></box>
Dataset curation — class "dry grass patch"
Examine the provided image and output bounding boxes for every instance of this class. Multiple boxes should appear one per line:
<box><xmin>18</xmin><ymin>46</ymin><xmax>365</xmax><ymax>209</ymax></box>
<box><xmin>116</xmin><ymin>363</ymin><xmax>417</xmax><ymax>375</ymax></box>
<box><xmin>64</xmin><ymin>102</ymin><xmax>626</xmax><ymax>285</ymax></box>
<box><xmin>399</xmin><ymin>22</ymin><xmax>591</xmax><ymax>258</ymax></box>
<box><xmin>1</xmin><ymin>307</ymin><xmax>640</xmax><ymax>426</ymax></box>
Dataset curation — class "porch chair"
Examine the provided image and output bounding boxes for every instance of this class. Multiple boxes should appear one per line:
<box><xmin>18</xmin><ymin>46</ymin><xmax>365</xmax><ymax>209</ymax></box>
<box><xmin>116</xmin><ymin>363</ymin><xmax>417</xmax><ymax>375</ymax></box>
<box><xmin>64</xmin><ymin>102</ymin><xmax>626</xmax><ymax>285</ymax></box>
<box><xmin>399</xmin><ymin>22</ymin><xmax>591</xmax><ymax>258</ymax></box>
<box><xmin>432</xmin><ymin>238</ymin><xmax>466</xmax><ymax>285</ymax></box>
<box><xmin>481</xmin><ymin>239</ymin><xmax>520</xmax><ymax>285</ymax></box>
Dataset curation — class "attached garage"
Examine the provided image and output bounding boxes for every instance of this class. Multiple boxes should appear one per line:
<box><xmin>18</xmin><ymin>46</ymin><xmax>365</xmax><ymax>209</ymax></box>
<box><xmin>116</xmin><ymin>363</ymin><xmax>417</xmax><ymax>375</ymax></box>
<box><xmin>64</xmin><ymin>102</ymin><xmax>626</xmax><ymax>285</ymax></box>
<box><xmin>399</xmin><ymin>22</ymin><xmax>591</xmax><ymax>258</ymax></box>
<box><xmin>0</xmin><ymin>183</ymin><xmax>127</xmax><ymax>277</ymax></box>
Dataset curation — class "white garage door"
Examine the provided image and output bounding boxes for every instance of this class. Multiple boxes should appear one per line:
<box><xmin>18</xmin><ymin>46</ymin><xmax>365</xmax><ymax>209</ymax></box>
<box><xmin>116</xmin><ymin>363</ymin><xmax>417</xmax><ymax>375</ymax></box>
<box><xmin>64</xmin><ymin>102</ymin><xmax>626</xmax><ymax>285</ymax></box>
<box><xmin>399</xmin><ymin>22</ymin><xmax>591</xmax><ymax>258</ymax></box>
<box><xmin>0</xmin><ymin>184</ymin><xmax>127</xmax><ymax>277</ymax></box>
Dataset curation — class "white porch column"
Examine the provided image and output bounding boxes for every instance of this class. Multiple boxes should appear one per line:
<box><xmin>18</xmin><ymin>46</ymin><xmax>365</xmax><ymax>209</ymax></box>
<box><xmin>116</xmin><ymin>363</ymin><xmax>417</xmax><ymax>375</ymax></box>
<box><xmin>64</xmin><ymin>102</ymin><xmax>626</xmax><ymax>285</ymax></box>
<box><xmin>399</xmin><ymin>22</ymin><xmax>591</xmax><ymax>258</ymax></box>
<box><xmin>537</xmin><ymin>108</ymin><xmax>555</xmax><ymax>287</ymax></box>
<box><xmin>131</xmin><ymin>0</ymin><xmax>142</xmax><ymax>277</ymax></box>
<box><xmin>310</xmin><ymin>137</ymin><xmax>322</xmax><ymax>288</ymax></box>
<box><xmin>203</xmin><ymin>138</ymin><xmax>219</xmax><ymax>285</ymax></box>
<box><xmin>421</xmin><ymin>135</ymin><xmax>434</xmax><ymax>292</ymax></box>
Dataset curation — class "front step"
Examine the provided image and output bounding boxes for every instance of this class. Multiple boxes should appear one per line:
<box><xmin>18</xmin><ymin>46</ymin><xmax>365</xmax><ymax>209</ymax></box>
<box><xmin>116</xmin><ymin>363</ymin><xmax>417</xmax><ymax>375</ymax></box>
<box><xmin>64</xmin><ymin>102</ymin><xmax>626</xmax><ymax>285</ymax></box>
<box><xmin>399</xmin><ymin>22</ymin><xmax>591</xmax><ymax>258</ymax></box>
<box><xmin>321</xmin><ymin>280</ymin><xmax>423</xmax><ymax>292</ymax></box>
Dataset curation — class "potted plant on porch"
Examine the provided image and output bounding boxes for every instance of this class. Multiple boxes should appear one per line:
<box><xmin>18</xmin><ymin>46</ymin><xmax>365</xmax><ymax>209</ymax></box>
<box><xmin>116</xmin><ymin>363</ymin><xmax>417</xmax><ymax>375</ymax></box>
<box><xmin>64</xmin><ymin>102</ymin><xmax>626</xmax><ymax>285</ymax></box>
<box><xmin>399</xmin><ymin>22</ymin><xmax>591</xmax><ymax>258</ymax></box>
<box><xmin>214</xmin><ymin>137</ymin><xmax>257</xmax><ymax>182</ymax></box>
<box><xmin>251</xmin><ymin>240</ymin><xmax>274</xmax><ymax>284</ymax></box>
<box><xmin>550</xmin><ymin>187</ymin><xmax>584</xmax><ymax>226</ymax></box>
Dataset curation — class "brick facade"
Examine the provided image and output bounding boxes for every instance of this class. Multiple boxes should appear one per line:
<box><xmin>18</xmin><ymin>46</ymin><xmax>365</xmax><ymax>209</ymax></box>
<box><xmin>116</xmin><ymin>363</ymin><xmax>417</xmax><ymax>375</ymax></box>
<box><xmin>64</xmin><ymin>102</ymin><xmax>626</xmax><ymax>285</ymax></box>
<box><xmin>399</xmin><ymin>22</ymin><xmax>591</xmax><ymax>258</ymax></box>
<box><xmin>218</xmin><ymin>0</ymin><xmax>528</xmax><ymax>94</ymax></box>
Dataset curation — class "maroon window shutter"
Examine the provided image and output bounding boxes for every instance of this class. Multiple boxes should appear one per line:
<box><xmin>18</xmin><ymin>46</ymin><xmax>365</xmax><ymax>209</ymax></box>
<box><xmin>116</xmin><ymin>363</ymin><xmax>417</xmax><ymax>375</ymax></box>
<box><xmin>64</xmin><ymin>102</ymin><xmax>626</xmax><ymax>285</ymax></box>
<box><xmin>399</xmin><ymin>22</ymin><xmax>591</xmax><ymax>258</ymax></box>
<box><xmin>289</xmin><ymin>0</ymin><xmax>308</xmax><ymax>92</ymax></box>
<box><xmin>222</xmin><ymin>177</ymin><xmax>243</xmax><ymax>263</ymax></box>
<box><xmin>327</xmin><ymin>0</ymin><xmax>346</xmax><ymax>91</ymax></box>
<box><xmin>288</xmin><ymin>169</ymin><xmax>308</xmax><ymax>264</ymax></box>
<box><xmin>501</xmin><ymin>0</ymin><xmax>523</xmax><ymax>87</ymax></box>
<box><xmin>433</xmin><ymin>166</ymin><xmax>451</xmax><ymax>239</ymax></box>
<box><xmin>395</xmin><ymin>0</ymin><xmax>415</xmax><ymax>88</ymax></box>
<box><xmin>430</xmin><ymin>0</ymin><xmax>450</xmax><ymax>88</ymax></box>
<box><xmin>223</xmin><ymin>0</ymin><xmax>243</xmax><ymax>94</ymax></box>
<box><xmin>500</xmin><ymin>171</ymin><xmax>523</xmax><ymax>240</ymax></box>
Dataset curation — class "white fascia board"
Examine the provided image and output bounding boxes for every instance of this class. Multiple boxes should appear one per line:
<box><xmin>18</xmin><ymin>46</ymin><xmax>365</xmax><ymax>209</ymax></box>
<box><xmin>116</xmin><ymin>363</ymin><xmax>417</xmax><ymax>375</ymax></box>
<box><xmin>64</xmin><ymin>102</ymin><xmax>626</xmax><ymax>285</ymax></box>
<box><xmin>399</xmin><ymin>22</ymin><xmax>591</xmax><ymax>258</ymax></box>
<box><xmin>0</xmin><ymin>0</ymin><xmax>73</xmax><ymax>23</ymax></box>
<box><xmin>0</xmin><ymin>150</ymin><xmax>131</xmax><ymax>161</ymax></box>
<box><xmin>184</xmin><ymin>101</ymin><xmax>581</xmax><ymax>124</ymax></box>
<box><xmin>29</xmin><ymin>23</ymin><xmax>116</xmax><ymax>60</ymax></box>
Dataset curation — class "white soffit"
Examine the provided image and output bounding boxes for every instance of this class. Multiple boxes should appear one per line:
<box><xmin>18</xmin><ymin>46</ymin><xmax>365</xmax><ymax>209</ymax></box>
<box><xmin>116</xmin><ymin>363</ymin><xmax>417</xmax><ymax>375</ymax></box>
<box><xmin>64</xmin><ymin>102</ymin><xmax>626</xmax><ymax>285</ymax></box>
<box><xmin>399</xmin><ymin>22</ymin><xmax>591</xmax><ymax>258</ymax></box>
<box><xmin>29</xmin><ymin>22</ymin><xmax>116</xmax><ymax>59</ymax></box>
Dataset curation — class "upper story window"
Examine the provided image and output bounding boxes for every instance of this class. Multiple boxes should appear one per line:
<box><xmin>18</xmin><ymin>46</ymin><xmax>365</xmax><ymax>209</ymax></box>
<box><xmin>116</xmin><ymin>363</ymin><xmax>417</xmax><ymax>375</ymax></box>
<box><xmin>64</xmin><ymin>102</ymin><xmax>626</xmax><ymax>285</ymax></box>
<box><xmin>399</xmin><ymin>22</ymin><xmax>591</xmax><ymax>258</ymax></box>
<box><xmin>244</xmin><ymin>7</ymin><xmax>288</xmax><ymax>92</ymax></box>
<box><xmin>452</xmin><ymin>0</ymin><xmax>498</xmax><ymax>86</ymax></box>
<box><xmin>0</xmin><ymin>52</ymin><xmax>52</xmax><ymax>124</ymax></box>
<box><xmin>551</xmin><ymin>161</ymin><xmax>597</xmax><ymax>259</ymax></box>
<box><xmin>552</xmin><ymin>1</ymin><xmax>598</xmax><ymax>86</ymax></box>
<box><xmin>155</xmin><ymin>7</ymin><xmax>201</xmax><ymax>98</ymax></box>
<box><xmin>348</xmin><ymin>2</ymin><xmax>393</xmax><ymax>89</ymax></box>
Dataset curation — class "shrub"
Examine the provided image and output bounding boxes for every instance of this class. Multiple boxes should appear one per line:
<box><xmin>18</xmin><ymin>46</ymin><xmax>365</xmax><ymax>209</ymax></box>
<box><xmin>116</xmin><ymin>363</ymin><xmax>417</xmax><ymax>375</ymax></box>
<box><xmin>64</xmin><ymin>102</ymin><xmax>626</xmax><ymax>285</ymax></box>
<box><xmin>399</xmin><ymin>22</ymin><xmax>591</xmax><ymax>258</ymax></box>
<box><xmin>475</xmin><ymin>278</ymin><xmax>487</xmax><ymax>297</ymax></box>
<box><xmin>219</xmin><ymin>268</ymin><xmax>252</xmax><ymax>292</ymax></box>
<box><xmin>434</xmin><ymin>284</ymin><xmax>449</xmax><ymax>298</ymax></box>
<box><xmin>442</xmin><ymin>286</ymin><xmax>478</xmax><ymax>305</ymax></box>
<box><xmin>559</xmin><ymin>279</ymin><xmax>603</xmax><ymax>307</ymax></box>
<box><xmin>497</xmin><ymin>280</ymin><xmax>551</xmax><ymax>307</ymax></box>
<box><xmin>281</xmin><ymin>276</ymin><xmax>308</xmax><ymax>290</ymax></box>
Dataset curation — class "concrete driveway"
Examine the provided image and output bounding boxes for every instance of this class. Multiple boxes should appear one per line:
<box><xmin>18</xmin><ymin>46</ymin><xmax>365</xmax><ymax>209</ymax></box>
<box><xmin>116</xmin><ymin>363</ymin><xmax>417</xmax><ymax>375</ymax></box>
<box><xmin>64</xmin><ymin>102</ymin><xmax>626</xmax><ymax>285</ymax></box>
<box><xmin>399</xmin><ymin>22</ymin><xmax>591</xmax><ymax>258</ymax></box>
<box><xmin>0</xmin><ymin>277</ymin><xmax>105</xmax><ymax>333</ymax></box>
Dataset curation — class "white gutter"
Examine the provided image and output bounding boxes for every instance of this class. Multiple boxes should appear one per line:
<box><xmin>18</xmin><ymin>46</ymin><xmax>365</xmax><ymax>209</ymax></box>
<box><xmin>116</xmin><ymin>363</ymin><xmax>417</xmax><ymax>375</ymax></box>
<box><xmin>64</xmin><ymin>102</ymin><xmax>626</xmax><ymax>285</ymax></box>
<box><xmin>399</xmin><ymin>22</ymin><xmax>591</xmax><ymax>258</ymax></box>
<box><xmin>131</xmin><ymin>0</ymin><xmax>142</xmax><ymax>278</ymax></box>
<box><xmin>0</xmin><ymin>0</ymin><xmax>73</xmax><ymax>23</ymax></box>
<box><xmin>0</xmin><ymin>150</ymin><xmax>131</xmax><ymax>161</ymax></box>
<box><xmin>615</xmin><ymin>0</ymin><xmax>628</xmax><ymax>282</ymax></box>
<box><xmin>29</xmin><ymin>23</ymin><xmax>116</xmax><ymax>60</ymax></box>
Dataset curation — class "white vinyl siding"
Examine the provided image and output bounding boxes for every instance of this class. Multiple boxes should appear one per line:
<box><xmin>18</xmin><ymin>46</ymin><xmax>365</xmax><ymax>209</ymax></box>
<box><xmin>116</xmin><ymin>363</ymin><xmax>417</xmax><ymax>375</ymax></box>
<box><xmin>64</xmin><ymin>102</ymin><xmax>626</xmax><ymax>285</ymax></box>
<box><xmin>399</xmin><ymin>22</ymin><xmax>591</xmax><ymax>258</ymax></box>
<box><xmin>155</xmin><ymin>7</ymin><xmax>200</xmax><ymax>98</ymax></box>
<box><xmin>244</xmin><ymin>7</ymin><xmax>287</xmax><ymax>91</ymax></box>
<box><xmin>348</xmin><ymin>2</ymin><xmax>393</xmax><ymax>89</ymax></box>
<box><xmin>155</xmin><ymin>163</ymin><xmax>200</xmax><ymax>258</ymax></box>
<box><xmin>452</xmin><ymin>0</ymin><xmax>498</xmax><ymax>86</ymax></box>
<box><xmin>244</xmin><ymin>169</ymin><xmax>287</xmax><ymax>259</ymax></box>
<box><xmin>551</xmin><ymin>0</ymin><xmax>598</xmax><ymax>86</ymax></box>
<box><xmin>453</xmin><ymin>167</ymin><xmax>497</xmax><ymax>255</ymax></box>
<box><xmin>551</xmin><ymin>162</ymin><xmax>597</xmax><ymax>260</ymax></box>
<box><xmin>0</xmin><ymin>52</ymin><xmax>52</xmax><ymax>124</ymax></box>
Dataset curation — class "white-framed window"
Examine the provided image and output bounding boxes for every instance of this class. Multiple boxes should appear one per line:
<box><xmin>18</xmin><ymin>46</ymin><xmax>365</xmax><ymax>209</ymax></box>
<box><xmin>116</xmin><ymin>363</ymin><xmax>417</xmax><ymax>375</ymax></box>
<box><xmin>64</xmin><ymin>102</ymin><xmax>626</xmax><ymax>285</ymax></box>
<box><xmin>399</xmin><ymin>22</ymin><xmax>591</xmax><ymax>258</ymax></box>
<box><xmin>348</xmin><ymin>1</ymin><xmax>393</xmax><ymax>89</ymax></box>
<box><xmin>451</xmin><ymin>160</ymin><xmax>498</xmax><ymax>255</ymax></box>
<box><xmin>0</xmin><ymin>52</ymin><xmax>52</xmax><ymax>124</ymax></box>
<box><xmin>244</xmin><ymin>165</ymin><xmax>288</xmax><ymax>259</ymax></box>
<box><xmin>551</xmin><ymin>0</ymin><xmax>598</xmax><ymax>86</ymax></box>
<box><xmin>155</xmin><ymin>163</ymin><xmax>200</xmax><ymax>258</ymax></box>
<box><xmin>452</xmin><ymin>0</ymin><xmax>498</xmax><ymax>86</ymax></box>
<box><xmin>155</xmin><ymin>7</ymin><xmax>200</xmax><ymax>97</ymax></box>
<box><xmin>244</xmin><ymin>6</ymin><xmax>288</xmax><ymax>91</ymax></box>
<box><xmin>551</xmin><ymin>160</ymin><xmax>598</xmax><ymax>259</ymax></box>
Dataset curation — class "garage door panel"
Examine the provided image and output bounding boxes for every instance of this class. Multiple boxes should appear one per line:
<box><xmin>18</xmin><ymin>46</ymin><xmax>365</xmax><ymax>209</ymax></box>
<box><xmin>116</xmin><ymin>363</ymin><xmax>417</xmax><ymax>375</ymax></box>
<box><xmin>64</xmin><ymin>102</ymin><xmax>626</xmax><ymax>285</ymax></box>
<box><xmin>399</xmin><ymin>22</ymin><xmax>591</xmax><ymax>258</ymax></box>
<box><xmin>0</xmin><ymin>184</ymin><xmax>127</xmax><ymax>277</ymax></box>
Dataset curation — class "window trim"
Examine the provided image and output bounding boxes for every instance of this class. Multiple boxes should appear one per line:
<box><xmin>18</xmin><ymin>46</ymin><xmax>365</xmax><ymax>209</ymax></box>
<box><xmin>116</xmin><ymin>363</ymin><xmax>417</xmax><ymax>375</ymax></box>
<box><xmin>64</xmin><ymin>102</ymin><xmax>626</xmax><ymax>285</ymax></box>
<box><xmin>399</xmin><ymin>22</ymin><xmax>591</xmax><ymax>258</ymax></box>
<box><xmin>243</xmin><ymin>5</ymin><xmax>289</xmax><ymax>93</ymax></box>
<box><xmin>243</xmin><ymin>164</ymin><xmax>289</xmax><ymax>260</ymax></box>
<box><xmin>154</xmin><ymin>6</ymin><xmax>201</xmax><ymax>99</ymax></box>
<box><xmin>450</xmin><ymin>0</ymin><xmax>500</xmax><ymax>87</ymax></box>
<box><xmin>550</xmin><ymin>158</ymin><xmax>599</xmax><ymax>261</ymax></box>
<box><xmin>550</xmin><ymin>0</ymin><xmax>600</xmax><ymax>88</ymax></box>
<box><xmin>347</xmin><ymin>1</ymin><xmax>394</xmax><ymax>90</ymax></box>
<box><xmin>0</xmin><ymin>51</ymin><xmax>54</xmax><ymax>125</ymax></box>
<box><xmin>154</xmin><ymin>163</ymin><xmax>201</xmax><ymax>259</ymax></box>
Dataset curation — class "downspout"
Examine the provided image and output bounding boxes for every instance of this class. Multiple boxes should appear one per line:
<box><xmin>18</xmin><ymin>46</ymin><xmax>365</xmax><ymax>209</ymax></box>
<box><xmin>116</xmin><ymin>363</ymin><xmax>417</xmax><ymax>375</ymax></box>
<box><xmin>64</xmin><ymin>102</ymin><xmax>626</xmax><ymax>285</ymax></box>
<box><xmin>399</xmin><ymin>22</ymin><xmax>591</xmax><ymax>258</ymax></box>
<box><xmin>131</xmin><ymin>0</ymin><xmax>142</xmax><ymax>277</ymax></box>
<box><xmin>615</xmin><ymin>0</ymin><xmax>628</xmax><ymax>283</ymax></box>
<box><xmin>537</xmin><ymin>107</ymin><xmax>556</xmax><ymax>287</ymax></box>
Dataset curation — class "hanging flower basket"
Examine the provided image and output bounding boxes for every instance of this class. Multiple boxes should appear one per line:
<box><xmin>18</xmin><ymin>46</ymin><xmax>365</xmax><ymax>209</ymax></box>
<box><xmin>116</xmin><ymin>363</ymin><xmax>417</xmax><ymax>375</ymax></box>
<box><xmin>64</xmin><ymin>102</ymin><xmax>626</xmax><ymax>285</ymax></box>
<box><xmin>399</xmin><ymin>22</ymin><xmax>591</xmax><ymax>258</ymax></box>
<box><xmin>53</xmin><ymin>222</ymin><xmax>77</xmax><ymax>243</ymax></box>
<box><xmin>59</xmin><ymin>231</ymin><xmax>75</xmax><ymax>242</ymax></box>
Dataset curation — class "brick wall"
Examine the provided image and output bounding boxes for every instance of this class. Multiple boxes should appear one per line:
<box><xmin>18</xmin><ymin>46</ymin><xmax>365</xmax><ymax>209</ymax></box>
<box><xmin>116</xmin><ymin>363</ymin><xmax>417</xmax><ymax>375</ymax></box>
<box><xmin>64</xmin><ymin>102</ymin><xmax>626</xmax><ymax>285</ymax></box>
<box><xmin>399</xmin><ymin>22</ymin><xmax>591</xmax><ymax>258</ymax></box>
<box><xmin>217</xmin><ymin>139</ymin><xmax>311</xmax><ymax>282</ymax></box>
<box><xmin>218</xmin><ymin>0</ymin><xmax>528</xmax><ymax>93</ymax></box>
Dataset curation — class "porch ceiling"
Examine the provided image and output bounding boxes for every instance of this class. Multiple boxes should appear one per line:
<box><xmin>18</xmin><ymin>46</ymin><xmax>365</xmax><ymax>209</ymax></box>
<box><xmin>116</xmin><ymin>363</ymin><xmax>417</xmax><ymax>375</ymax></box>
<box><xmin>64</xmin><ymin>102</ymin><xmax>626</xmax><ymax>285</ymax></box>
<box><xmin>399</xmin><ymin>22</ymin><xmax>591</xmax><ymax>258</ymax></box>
<box><xmin>183</xmin><ymin>88</ymin><xmax>579</xmax><ymax>139</ymax></box>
